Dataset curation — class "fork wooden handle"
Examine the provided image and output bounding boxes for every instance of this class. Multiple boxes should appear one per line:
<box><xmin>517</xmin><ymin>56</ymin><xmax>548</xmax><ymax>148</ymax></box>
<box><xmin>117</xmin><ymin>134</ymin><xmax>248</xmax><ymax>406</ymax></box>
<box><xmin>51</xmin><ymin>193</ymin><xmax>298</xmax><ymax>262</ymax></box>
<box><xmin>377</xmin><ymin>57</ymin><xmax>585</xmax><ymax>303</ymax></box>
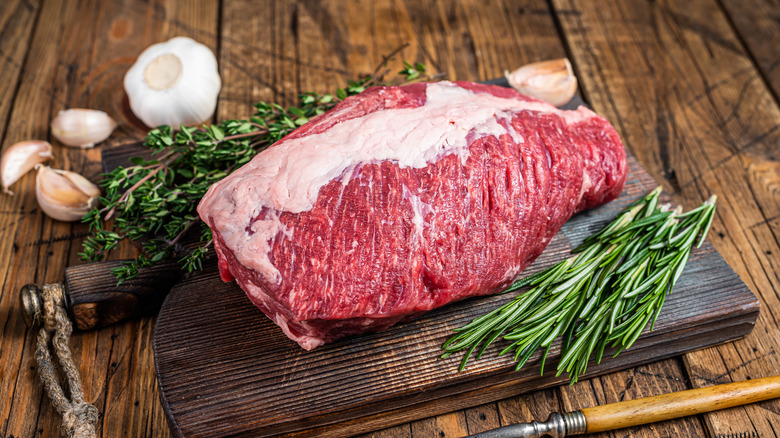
<box><xmin>584</xmin><ymin>374</ymin><xmax>780</xmax><ymax>433</ymax></box>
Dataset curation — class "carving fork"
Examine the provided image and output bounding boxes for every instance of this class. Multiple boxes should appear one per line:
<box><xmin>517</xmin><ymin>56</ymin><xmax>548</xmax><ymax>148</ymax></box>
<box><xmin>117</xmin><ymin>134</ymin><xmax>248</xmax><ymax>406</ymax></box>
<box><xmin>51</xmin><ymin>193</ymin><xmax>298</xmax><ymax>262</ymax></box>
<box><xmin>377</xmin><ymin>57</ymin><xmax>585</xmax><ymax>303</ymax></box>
<box><xmin>467</xmin><ymin>375</ymin><xmax>780</xmax><ymax>437</ymax></box>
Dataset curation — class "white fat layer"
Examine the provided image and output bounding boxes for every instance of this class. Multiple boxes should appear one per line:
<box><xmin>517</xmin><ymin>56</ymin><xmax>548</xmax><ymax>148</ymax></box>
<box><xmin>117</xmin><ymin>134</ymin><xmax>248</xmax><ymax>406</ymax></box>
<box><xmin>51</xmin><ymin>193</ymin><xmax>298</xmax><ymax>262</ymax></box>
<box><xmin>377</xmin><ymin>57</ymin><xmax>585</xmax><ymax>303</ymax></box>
<box><xmin>502</xmin><ymin>264</ymin><xmax>523</xmax><ymax>284</ymax></box>
<box><xmin>274</xmin><ymin>313</ymin><xmax>324</xmax><ymax>351</ymax></box>
<box><xmin>199</xmin><ymin>81</ymin><xmax>597</xmax><ymax>283</ymax></box>
<box><xmin>403</xmin><ymin>185</ymin><xmax>431</xmax><ymax>245</ymax></box>
<box><xmin>579</xmin><ymin>167</ymin><xmax>593</xmax><ymax>200</ymax></box>
<box><xmin>244</xmin><ymin>278</ymin><xmax>325</xmax><ymax>350</ymax></box>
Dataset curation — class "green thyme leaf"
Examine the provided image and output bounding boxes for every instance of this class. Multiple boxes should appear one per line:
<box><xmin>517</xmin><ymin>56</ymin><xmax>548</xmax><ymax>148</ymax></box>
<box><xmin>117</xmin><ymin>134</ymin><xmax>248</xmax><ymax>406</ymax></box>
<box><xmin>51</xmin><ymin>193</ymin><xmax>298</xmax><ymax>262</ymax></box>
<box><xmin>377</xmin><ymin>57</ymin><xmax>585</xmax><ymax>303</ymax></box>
<box><xmin>80</xmin><ymin>52</ymin><xmax>434</xmax><ymax>284</ymax></box>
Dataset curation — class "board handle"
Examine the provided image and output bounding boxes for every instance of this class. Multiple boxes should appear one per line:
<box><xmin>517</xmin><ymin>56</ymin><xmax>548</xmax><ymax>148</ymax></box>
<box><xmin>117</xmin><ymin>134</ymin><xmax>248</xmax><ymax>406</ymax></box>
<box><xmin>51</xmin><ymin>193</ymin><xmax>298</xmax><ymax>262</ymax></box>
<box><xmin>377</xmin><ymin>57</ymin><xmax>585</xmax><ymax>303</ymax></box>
<box><xmin>584</xmin><ymin>374</ymin><xmax>780</xmax><ymax>433</ymax></box>
<box><xmin>20</xmin><ymin>260</ymin><xmax>182</xmax><ymax>330</ymax></box>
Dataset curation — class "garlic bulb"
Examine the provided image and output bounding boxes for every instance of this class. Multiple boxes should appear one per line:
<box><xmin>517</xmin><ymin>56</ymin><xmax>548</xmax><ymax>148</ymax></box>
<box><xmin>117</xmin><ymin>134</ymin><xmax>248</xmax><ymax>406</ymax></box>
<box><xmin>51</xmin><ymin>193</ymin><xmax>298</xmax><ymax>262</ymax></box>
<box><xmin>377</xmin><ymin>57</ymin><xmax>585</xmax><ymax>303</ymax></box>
<box><xmin>1</xmin><ymin>141</ymin><xmax>53</xmax><ymax>195</ymax></box>
<box><xmin>505</xmin><ymin>58</ymin><xmax>578</xmax><ymax>107</ymax></box>
<box><xmin>35</xmin><ymin>166</ymin><xmax>100</xmax><ymax>222</ymax></box>
<box><xmin>51</xmin><ymin>109</ymin><xmax>118</xmax><ymax>148</ymax></box>
<box><xmin>124</xmin><ymin>36</ymin><xmax>221</xmax><ymax>127</ymax></box>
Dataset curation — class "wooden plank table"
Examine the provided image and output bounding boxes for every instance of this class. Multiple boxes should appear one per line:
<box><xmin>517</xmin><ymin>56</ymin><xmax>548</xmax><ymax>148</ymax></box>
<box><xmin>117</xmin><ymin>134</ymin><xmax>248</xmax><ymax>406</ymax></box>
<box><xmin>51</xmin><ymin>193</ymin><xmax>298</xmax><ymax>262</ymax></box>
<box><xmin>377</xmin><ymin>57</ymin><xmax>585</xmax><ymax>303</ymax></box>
<box><xmin>0</xmin><ymin>0</ymin><xmax>778</xmax><ymax>436</ymax></box>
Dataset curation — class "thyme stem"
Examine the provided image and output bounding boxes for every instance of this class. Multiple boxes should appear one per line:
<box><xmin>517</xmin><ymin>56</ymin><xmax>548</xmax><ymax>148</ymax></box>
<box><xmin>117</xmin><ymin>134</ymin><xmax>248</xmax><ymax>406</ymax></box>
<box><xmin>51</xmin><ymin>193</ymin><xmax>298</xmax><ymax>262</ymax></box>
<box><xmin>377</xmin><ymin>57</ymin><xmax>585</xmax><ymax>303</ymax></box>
<box><xmin>80</xmin><ymin>51</ymin><xmax>431</xmax><ymax>284</ymax></box>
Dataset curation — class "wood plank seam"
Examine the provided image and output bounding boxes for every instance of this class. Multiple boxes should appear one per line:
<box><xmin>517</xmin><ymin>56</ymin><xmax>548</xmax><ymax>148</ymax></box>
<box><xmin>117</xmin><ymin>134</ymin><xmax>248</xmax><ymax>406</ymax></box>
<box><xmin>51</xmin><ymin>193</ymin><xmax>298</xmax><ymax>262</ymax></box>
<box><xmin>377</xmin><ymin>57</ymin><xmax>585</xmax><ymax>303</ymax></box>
<box><xmin>0</xmin><ymin>1</ymin><xmax>41</xmax><ymax>143</ymax></box>
<box><xmin>669</xmin><ymin>86</ymin><xmax>780</xmax><ymax>325</ymax></box>
<box><xmin>544</xmin><ymin>1</ymin><xmax>774</xmax><ymax>436</ymax></box>
<box><xmin>0</xmin><ymin>0</ymin><xmax>44</xmax><ymax>147</ymax></box>
<box><xmin>712</xmin><ymin>0</ymin><xmax>780</xmax><ymax>106</ymax></box>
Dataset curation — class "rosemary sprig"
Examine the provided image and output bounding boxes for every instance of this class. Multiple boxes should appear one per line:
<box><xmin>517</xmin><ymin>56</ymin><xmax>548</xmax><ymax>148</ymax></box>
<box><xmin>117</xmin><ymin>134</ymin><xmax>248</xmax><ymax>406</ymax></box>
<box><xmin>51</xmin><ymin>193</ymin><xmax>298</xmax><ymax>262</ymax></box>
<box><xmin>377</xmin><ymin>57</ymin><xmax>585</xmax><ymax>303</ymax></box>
<box><xmin>80</xmin><ymin>59</ymin><xmax>429</xmax><ymax>283</ymax></box>
<box><xmin>442</xmin><ymin>187</ymin><xmax>717</xmax><ymax>384</ymax></box>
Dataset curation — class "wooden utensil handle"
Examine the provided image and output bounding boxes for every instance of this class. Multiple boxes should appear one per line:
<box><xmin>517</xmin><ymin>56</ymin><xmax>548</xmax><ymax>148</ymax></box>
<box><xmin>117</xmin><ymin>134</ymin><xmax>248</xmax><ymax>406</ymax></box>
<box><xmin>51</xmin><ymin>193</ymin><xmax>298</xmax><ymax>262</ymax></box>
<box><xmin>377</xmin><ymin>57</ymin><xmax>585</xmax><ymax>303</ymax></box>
<box><xmin>63</xmin><ymin>260</ymin><xmax>183</xmax><ymax>330</ymax></box>
<box><xmin>21</xmin><ymin>260</ymin><xmax>183</xmax><ymax>331</ymax></box>
<box><xmin>584</xmin><ymin>374</ymin><xmax>780</xmax><ymax>433</ymax></box>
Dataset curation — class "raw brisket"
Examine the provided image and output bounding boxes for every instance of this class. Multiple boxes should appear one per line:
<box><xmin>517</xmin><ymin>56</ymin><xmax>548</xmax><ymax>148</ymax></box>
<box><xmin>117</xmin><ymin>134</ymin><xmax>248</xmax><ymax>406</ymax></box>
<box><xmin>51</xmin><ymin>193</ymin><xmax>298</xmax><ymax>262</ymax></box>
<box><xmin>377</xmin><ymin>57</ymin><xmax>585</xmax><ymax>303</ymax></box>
<box><xmin>197</xmin><ymin>81</ymin><xmax>627</xmax><ymax>350</ymax></box>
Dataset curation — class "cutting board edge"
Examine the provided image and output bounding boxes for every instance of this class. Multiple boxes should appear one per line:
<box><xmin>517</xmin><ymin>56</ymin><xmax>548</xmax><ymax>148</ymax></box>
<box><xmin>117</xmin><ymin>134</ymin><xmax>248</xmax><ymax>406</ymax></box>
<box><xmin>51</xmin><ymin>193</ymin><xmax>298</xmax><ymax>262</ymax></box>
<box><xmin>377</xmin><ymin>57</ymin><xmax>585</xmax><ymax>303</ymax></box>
<box><xmin>153</xmin><ymin>298</ymin><xmax>759</xmax><ymax>437</ymax></box>
<box><xmin>280</xmin><ymin>323</ymin><xmax>759</xmax><ymax>438</ymax></box>
<box><xmin>154</xmin><ymin>321</ymin><xmax>186</xmax><ymax>438</ymax></box>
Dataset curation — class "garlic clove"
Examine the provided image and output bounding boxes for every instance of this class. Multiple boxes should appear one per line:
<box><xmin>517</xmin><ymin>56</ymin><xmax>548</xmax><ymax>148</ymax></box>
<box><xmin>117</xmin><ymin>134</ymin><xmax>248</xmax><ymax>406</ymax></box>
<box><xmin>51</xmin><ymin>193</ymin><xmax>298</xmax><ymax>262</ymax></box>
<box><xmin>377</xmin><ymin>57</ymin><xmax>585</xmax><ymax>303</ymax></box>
<box><xmin>1</xmin><ymin>140</ymin><xmax>53</xmax><ymax>195</ymax></box>
<box><xmin>505</xmin><ymin>58</ymin><xmax>578</xmax><ymax>107</ymax></box>
<box><xmin>124</xmin><ymin>36</ymin><xmax>221</xmax><ymax>127</ymax></box>
<box><xmin>35</xmin><ymin>166</ymin><xmax>100</xmax><ymax>222</ymax></box>
<box><xmin>51</xmin><ymin>109</ymin><xmax>118</xmax><ymax>148</ymax></box>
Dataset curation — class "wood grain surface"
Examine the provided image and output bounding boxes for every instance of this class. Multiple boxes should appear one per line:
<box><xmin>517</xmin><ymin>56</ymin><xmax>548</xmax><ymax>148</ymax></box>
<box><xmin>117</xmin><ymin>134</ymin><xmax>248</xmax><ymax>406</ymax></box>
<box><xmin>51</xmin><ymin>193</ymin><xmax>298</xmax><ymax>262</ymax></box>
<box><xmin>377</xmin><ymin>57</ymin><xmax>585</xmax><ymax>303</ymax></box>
<box><xmin>0</xmin><ymin>1</ymin><xmax>778</xmax><ymax>437</ymax></box>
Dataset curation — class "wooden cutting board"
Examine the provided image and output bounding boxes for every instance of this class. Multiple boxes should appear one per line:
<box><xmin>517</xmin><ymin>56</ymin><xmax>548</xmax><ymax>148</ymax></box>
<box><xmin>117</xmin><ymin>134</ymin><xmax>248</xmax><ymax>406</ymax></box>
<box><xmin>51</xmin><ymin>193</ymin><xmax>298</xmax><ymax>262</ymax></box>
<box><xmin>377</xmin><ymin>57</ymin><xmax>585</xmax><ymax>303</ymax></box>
<box><xmin>152</xmin><ymin>155</ymin><xmax>759</xmax><ymax>438</ymax></box>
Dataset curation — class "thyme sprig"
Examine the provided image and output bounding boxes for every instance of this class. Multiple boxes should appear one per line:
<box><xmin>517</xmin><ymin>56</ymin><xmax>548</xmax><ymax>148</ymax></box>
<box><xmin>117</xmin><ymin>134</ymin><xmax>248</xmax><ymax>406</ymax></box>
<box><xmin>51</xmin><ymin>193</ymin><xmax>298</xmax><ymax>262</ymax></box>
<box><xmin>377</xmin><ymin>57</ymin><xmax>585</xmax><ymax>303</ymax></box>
<box><xmin>80</xmin><ymin>59</ymin><xmax>429</xmax><ymax>283</ymax></box>
<box><xmin>442</xmin><ymin>187</ymin><xmax>717</xmax><ymax>384</ymax></box>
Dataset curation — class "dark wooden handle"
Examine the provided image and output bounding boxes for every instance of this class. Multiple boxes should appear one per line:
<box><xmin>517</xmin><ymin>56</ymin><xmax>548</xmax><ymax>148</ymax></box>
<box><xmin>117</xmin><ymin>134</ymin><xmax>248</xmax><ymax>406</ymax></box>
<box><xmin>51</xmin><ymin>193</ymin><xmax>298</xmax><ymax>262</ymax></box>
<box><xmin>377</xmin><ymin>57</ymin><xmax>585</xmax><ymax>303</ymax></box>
<box><xmin>60</xmin><ymin>260</ymin><xmax>183</xmax><ymax>330</ymax></box>
<box><xmin>583</xmin><ymin>375</ymin><xmax>780</xmax><ymax>433</ymax></box>
<box><xmin>20</xmin><ymin>260</ymin><xmax>183</xmax><ymax>330</ymax></box>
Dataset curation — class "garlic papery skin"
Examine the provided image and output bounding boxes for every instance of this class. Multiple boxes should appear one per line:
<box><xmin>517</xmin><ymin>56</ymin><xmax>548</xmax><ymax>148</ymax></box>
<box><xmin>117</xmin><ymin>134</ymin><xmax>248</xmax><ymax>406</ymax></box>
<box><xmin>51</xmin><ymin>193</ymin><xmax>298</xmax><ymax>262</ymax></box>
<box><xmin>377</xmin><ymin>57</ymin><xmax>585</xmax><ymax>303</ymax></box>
<box><xmin>124</xmin><ymin>36</ymin><xmax>221</xmax><ymax>127</ymax></box>
<box><xmin>1</xmin><ymin>141</ymin><xmax>53</xmax><ymax>195</ymax></box>
<box><xmin>505</xmin><ymin>58</ymin><xmax>578</xmax><ymax>107</ymax></box>
<box><xmin>51</xmin><ymin>109</ymin><xmax>118</xmax><ymax>148</ymax></box>
<box><xmin>35</xmin><ymin>166</ymin><xmax>100</xmax><ymax>222</ymax></box>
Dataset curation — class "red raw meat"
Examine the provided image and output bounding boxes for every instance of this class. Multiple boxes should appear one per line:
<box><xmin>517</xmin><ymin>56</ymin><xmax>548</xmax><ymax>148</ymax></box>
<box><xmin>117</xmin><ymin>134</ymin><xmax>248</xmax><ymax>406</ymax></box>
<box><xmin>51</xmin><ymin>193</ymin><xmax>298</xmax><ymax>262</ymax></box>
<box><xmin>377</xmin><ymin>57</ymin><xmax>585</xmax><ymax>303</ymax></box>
<box><xmin>198</xmin><ymin>81</ymin><xmax>627</xmax><ymax>350</ymax></box>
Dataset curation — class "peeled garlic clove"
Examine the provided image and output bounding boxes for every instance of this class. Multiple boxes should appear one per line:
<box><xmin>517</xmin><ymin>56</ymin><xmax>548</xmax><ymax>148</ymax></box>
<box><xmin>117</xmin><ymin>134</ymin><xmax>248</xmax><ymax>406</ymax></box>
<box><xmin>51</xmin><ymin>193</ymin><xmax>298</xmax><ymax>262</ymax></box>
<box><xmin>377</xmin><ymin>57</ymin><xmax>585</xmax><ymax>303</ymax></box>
<box><xmin>1</xmin><ymin>141</ymin><xmax>53</xmax><ymax>195</ymax></box>
<box><xmin>51</xmin><ymin>109</ymin><xmax>117</xmax><ymax>148</ymax></box>
<box><xmin>35</xmin><ymin>166</ymin><xmax>100</xmax><ymax>222</ymax></box>
<box><xmin>505</xmin><ymin>58</ymin><xmax>578</xmax><ymax>107</ymax></box>
<box><xmin>124</xmin><ymin>36</ymin><xmax>221</xmax><ymax>127</ymax></box>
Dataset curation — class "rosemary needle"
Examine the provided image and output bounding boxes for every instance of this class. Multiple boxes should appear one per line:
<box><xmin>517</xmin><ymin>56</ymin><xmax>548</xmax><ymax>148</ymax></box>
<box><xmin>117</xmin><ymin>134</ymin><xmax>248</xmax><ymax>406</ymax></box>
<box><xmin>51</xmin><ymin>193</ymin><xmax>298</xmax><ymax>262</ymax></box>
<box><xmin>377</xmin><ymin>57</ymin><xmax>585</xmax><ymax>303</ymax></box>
<box><xmin>442</xmin><ymin>187</ymin><xmax>717</xmax><ymax>384</ymax></box>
